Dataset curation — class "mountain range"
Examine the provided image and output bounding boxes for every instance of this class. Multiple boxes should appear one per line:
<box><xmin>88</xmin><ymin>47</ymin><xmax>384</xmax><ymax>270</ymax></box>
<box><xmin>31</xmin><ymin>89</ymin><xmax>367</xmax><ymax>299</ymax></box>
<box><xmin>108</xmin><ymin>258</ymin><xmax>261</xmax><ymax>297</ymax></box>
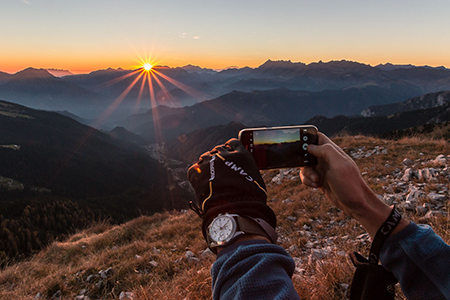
<box><xmin>1</xmin><ymin>60</ymin><xmax>450</xmax><ymax>129</ymax></box>
<box><xmin>306</xmin><ymin>91</ymin><xmax>450</xmax><ymax>137</ymax></box>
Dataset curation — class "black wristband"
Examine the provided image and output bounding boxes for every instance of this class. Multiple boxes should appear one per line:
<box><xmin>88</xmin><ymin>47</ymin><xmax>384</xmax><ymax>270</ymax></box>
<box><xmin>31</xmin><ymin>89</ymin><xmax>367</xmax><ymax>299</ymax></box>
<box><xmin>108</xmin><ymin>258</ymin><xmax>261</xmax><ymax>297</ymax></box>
<box><xmin>368</xmin><ymin>206</ymin><xmax>402</xmax><ymax>264</ymax></box>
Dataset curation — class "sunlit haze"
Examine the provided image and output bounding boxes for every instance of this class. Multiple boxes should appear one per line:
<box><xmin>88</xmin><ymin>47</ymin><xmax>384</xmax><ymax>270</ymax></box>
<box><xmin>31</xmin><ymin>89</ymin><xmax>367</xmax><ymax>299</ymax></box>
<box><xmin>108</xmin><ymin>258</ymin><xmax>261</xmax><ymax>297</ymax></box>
<box><xmin>1</xmin><ymin>0</ymin><xmax>450</xmax><ymax>73</ymax></box>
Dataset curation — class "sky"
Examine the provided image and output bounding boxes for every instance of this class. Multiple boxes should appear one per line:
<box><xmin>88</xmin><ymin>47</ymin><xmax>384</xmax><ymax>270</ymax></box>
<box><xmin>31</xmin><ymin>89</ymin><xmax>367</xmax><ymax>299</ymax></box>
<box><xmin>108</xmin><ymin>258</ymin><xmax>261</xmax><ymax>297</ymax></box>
<box><xmin>1</xmin><ymin>0</ymin><xmax>450</xmax><ymax>74</ymax></box>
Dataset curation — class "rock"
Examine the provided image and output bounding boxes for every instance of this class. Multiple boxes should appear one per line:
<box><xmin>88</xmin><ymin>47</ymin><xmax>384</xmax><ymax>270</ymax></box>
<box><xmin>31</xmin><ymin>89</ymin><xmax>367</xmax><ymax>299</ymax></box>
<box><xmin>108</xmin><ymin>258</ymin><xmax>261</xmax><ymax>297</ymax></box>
<box><xmin>428</xmin><ymin>192</ymin><xmax>447</xmax><ymax>203</ymax></box>
<box><xmin>305</xmin><ymin>241</ymin><xmax>314</xmax><ymax>248</ymax></box>
<box><xmin>34</xmin><ymin>293</ymin><xmax>42</xmax><ymax>299</ymax></box>
<box><xmin>406</xmin><ymin>188</ymin><xmax>424</xmax><ymax>203</ymax></box>
<box><xmin>418</xmin><ymin>168</ymin><xmax>438</xmax><ymax>181</ymax></box>
<box><xmin>86</xmin><ymin>275</ymin><xmax>95</xmax><ymax>283</ymax></box>
<box><xmin>425</xmin><ymin>210</ymin><xmax>448</xmax><ymax>218</ymax></box>
<box><xmin>311</xmin><ymin>247</ymin><xmax>331</xmax><ymax>259</ymax></box>
<box><xmin>415</xmin><ymin>206</ymin><xmax>428</xmax><ymax>216</ymax></box>
<box><xmin>434</xmin><ymin>154</ymin><xmax>447</xmax><ymax>164</ymax></box>
<box><xmin>402</xmin><ymin>168</ymin><xmax>417</xmax><ymax>181</ymax></box>
<box><xmin>134</xmin><ymin>255</ymin><xmax>143</xmax><ymax>260</ymax></box>
<box><xmin>287</xmin><ymin>245</ymin><xmax>299</xmax><ymax>253</ymax></box>
<box><xmin>185</xmin><ymin>250</ymin><xmax>195</xmax><ymax>258</ymax></box>
<box><xmin>149</xmin><ymin>260</ymin><xmax>158</xmax><ymax>267</ymax></box>
<box><xmin>382</xmin><ymin>194</ymin><xmax>398</xmax><ymax>205</ymax></box>
<box><xmin>287</xmin><ymin>216</ymin><xmax>297</xmax><ymax>222</ymax></box>
<box><xmin>52</xmin><ymin>290</ymin><xmax>61</xmax><ymax>299</ymax></box>
<box><xmin>282</xmin><ymin>198</ymin><xmax>294</xmax><ymax>204</ymax></box>
<box><xmin>271</xmin><ymin>174</ymin><xmax>283</xmax><ymax>185</ymax></box>
<box><xmin>400</xmin><ymin>201</ymin><xmax>415</xmax><ymax>211</ymax></box>
<box><xmin>75</xmin><ymin>296</ymin><xmax>85</xmax><ymax>300</ymax></box>
<box><xmin>200</xmin><ymin>248</ymin><xmax>215</xmax><ymax>258</ymax></box>
<box><xmin>402</xmin><ymin>158</ymin><xmax>414</xmax><ymax>166</ymax></box>
<box><xmin>119</xmin><ymin>291</ymin><xmax>136</xmax><ymax>300</ymax></box>
<box><xmin>185</xmin><ymin>250</ymin><xmax>200</xmax><ymax>263</ymax></box>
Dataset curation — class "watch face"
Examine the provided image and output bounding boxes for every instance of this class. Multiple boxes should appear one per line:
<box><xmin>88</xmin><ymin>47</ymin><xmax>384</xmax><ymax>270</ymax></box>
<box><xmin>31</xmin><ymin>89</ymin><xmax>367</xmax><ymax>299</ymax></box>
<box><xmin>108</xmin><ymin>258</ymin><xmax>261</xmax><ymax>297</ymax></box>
<box><xmin>209</xmin><ymin>215</ymin><xmax>236</xmax><ymax>243</ymax></box>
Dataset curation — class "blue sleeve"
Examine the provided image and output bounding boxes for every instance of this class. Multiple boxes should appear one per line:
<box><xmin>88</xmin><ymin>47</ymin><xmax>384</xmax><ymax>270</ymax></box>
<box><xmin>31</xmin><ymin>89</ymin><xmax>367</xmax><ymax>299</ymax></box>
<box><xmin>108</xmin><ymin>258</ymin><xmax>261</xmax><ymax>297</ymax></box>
<box><xmin>380</xmin><ymin>222</ymin><xmax>450</xmax><ymax>300</ymax></box>
<box><xmin>211</xmin><ymin>240</ymin><xmax>301</xmax><ymax>300</ymax></box>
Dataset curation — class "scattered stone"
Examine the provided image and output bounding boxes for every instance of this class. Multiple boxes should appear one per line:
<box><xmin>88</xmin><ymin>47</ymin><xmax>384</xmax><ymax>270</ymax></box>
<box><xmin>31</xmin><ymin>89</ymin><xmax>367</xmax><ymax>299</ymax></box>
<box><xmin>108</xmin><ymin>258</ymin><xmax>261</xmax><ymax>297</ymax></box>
<box><xmin>425</xmin><ymin>210</ymin><xmax>448</xmax><ymax>218</ymax></box>
<box><xmin>311</xmin><ymin>247</ymin><xmax>331</xmax><ymax>259</ymax></box>
<box><xmin>287</xmin><ymin>216</ymin><xmax>297</xmax><ymax>222</ymax></box>
<box><xmin>434</xmin><ymin>154</ymin><xmax>447</xmax><ymax>164</ymax></box>
<box><xmin>287</xmin><ymin>245</ymin><xmax>299</xmax><ymax>254</ymax></box>
<box><xmin>52</xmin><ymin>290</ymin><xmax>61</xmax><ymax>299</ymax></box>
<box><xmin>418</xmin><ymin>168</ymin><xmax>438</xmax><ymax>181</ymax></box>
<box><xmin>149</xmin><ymin>261</ymin><xmax>158</xmax><ymax>267</ymax></box>
<box><xmin>406</xmin><ymin>188</ymin><xmax>424</xmax><ymax>203</ymax></box>
<box><xmin>134</xmin><ymin>255</ymin><xmax>143</xmax><ymax>260</ymax></box>
<box><xmin>402</xmin><ymin>168</ymin><xmax>417</xmax><ymax>181</ymax></box>
<box><xmin>428</xmin><ymin>192</ymin><xmax>447</xmax><ymax>203</ymax></box>
<box><xmin>119</xmin><ymin>291</ymin><xmax>136</xmax><ymax>300</ymax></box>
<box><xmin>282</xmin><ymin>198</ymin><xmax>294</xmax><ymax>204</ymax></box>
<box><xmin>185</xmin><ymin>250</ymin><xmax>200</xmax><ymax>263</ymax></box>
<box><xmin>86</xmin><ymin>275</ymin><xmax>95</xmax><ymax>283</ymax></box>
<box><xmin>200</xmin><ymin>248</ymin><xmax>215</xmax><ymax>258</ymax></box>
<box><xmin>415</xmin><ymin>206</ymin><xmax>428</xmax><ymax>216</ymax></box>
<box><xmin>34</xmin><ymin>293</ymin><xmax>42</xmax><ymax>299</ymax></box>
<box><xmin>305</xmin><ymin>242</ymin><xmax>314</xmax><ymax>249</ymax></box>
<box><xmin>402</xmin><ymin>158</ymin><xmax>414</xmax><ymax>166</ymax></box>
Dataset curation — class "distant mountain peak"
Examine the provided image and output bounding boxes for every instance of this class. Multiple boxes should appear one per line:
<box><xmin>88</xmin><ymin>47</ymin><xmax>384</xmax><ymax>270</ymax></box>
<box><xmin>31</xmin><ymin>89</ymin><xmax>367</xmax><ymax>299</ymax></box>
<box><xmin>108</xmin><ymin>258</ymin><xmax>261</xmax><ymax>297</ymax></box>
<box><xmin>180</xmin><ymin>64</ymin><xmax>216</xmax><ymax>74</ymax></box>
<box><xmin>46</xmin><ymin>69</ymin><xmax>74</xmax><ymax>77</ymax></box>
<box><xmin>12</xmin><ymin>67</ymin><xmax>55</xmax><ymax>80</ymax></box>
<box><xmin>259</xmin><ymin>59</ymin><xmax>306</xmax><ymax>69</ymax></box>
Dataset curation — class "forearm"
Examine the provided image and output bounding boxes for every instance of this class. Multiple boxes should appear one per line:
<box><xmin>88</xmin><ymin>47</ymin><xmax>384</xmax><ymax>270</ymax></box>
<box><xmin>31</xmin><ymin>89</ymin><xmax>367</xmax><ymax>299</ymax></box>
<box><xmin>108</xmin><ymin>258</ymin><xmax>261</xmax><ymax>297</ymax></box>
<box><xmin>380</xmin><ymin>222</ymin><xmax>450</xmax><ymax>299</ymax></box>
<box><xmin>212</xmin><ymin>240</ymin><xmax>301</xmax><ymax>300</ymax></box>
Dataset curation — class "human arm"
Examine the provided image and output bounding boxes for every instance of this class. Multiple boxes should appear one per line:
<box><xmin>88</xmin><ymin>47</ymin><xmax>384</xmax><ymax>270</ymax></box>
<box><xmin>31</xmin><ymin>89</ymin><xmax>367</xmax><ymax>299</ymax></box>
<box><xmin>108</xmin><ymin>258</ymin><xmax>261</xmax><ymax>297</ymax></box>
<box><xmin>299</xmin><ymin>132</ymin><xmax>409</xmax><ymax>238</ymax></box>
<box><xmin>300</xmin><ymin>132</ymin><xmax>450</xmax><ymax>298</ymax></box>
<box><xmin>188</xmin><ymin>139</ymin><xmax>300</xmax><ymax>299</ymax></box>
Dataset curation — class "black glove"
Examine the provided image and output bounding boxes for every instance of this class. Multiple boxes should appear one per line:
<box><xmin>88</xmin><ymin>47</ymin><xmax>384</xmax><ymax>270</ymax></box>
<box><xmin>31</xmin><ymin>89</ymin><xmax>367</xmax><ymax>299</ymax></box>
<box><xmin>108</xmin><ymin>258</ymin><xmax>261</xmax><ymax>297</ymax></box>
<box><xmin>188</xmin><ymin>139</ymin><xmax>276</xmax><ymax>241</ymax></box>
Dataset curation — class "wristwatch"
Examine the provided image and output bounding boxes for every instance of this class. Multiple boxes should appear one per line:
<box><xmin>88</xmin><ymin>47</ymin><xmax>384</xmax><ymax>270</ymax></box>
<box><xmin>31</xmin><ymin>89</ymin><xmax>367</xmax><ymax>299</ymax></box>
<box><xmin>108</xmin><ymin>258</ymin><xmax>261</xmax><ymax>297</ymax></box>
<box><xmin>207</xmin><ymin>213</ymin><xmax>278</xmax><ymax>253</ymax></box>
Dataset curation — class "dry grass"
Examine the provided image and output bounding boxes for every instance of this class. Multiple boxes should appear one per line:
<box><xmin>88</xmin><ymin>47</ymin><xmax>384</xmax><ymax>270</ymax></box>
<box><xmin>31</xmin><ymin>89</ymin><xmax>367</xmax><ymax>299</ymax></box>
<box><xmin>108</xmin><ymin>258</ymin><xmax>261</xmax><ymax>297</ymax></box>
<box><xmin>0</xmin><ymin>135</ymin><xmax>449</xmax><ymax>299</ymax></box>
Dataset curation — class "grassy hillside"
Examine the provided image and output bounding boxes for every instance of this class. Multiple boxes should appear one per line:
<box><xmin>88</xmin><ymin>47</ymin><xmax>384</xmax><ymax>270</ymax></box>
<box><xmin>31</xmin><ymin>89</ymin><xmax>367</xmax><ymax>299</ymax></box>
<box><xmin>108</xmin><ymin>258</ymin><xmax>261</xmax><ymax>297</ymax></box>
<box><xmin>1</xmin><ymin>135</ymin><xmax>449</xmax><ymax>300</ymax></box>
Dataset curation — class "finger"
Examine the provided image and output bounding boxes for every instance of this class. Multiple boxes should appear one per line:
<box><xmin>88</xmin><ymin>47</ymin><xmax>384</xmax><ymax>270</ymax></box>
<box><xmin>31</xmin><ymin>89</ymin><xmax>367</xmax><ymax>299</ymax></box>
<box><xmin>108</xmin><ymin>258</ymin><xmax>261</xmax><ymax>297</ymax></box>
<box><xmin>317</xmin><ymin>132</ymin><xmax>348</xmax><ymax>157</ymax></box>
<box><xmin>225</xmin><ymin>138</ymin><xmax>245</xmax><ymax>151</ymax></box>
<box><xmin>299</xmin><ymin>168</ymin><xmax>320</xmax><ymax>188</ymax></box>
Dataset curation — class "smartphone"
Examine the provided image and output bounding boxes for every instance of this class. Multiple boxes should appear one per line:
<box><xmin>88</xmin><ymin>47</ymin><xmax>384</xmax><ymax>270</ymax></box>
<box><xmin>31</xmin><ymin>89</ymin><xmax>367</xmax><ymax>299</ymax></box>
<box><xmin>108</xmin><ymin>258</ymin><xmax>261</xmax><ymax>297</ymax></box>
<box><xmin>238</xmin><ymin>125</ymin><xmax>318</xmax><ymax>170</ymax></box>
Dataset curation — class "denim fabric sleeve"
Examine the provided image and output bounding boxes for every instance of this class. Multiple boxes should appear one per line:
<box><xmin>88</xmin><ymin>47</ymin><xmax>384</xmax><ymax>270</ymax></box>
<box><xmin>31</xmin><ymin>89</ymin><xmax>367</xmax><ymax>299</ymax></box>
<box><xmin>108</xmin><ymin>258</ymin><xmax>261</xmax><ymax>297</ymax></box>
<box><xmin>211</xmin><ymin>240</ymin><xmax>301</xmax><ymax>300</ymax></box>
<box><xmin>380</xmin><ymin>222</ymin><xmax>450</xmax><ymax>300</ymax></box>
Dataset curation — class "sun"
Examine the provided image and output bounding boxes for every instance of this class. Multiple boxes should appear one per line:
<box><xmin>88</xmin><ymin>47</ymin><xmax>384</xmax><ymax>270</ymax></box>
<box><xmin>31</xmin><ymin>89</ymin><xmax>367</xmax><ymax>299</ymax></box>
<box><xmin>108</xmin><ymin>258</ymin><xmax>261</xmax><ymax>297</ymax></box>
<box><xmin>143</xmin><ymin>63</ymin><xmax>153</xmax><ymax>71</ymax></box>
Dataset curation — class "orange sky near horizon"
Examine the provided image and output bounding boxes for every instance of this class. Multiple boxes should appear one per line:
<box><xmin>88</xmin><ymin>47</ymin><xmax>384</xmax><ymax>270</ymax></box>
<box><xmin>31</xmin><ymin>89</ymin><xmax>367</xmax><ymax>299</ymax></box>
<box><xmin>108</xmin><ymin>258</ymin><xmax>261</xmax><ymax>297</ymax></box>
<box><xmin>1</xmin><ymin>0</ymin><xmax>450</xmax><ymax>74</ymax></box>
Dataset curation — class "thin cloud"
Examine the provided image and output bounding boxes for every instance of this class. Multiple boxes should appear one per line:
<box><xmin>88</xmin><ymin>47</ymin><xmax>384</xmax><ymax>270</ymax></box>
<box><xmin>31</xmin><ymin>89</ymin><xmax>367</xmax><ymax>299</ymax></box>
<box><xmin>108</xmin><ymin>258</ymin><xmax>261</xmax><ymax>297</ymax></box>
<box><xmin>193</xmin><ymin>36</ymin><xmax>201</xmax><ymax>39</ymax></box>
<box><xmin>20</xmin><ymin>0</ymin><xmax>30</xmax><ymax>4</ymax></box>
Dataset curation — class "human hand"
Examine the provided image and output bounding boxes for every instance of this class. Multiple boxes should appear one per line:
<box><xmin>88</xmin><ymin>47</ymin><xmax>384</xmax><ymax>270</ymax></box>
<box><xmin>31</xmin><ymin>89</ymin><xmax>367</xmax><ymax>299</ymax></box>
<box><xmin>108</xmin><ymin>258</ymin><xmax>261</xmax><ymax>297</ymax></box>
<box><xmin>299</xmin><ymin>133</ymin><xmax>396</xmax><ymax>237</ymax></box>
<box><xmin>188</xmin><ymin>139</ymin><xmax>276</xmax><ymax>239</ymax></box>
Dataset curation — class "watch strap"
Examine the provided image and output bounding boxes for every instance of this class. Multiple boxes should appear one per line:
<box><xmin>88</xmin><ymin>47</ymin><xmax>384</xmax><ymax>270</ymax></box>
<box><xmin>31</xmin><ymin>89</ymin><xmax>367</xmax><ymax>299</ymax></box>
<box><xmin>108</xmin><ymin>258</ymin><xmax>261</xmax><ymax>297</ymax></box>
<box><xmin>235</xmin><ymin>216</ymin><xmax>278</xmax><ymax>243</ymax></box>
<box><xmin>368</xmin><ymin>206</ymin><xmax>402</xmax><ymax>264</ymax></box>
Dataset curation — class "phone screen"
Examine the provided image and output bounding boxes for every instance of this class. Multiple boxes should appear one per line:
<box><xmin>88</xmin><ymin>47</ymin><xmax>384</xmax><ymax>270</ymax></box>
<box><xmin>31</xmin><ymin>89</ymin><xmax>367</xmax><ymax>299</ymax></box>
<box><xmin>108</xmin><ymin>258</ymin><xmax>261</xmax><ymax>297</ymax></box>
<box><xmin>240</xmin><ymin>126</ymin><xmax>318</xmax><ymax>169</ymax></box>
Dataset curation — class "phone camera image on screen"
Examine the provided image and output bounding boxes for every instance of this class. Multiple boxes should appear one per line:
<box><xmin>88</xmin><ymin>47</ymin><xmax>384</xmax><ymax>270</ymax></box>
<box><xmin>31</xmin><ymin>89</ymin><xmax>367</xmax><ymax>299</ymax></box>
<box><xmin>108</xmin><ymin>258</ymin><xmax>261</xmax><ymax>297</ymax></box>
<box><xmin>239</xmin><ymin>126</ymin><xmax>318</xmax><ymax>170</ymax></box>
